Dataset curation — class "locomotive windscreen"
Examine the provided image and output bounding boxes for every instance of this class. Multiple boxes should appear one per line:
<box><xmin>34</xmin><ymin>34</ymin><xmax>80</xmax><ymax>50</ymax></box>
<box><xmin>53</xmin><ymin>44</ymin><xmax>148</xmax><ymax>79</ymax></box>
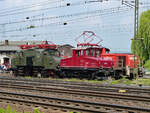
<box><xmin>26</xmin><ymin>57</ymin><xmax>33</xmax><ymax>66</ymax></box>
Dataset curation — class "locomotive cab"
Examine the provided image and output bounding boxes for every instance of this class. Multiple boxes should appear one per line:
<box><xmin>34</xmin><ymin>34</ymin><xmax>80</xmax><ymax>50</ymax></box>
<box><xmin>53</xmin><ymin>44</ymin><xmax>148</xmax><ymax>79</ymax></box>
<box><xmin>73</xmin><ymin>43</ymin><xmax>110</xmax><ymax>57</ymax></box>
<box><xmin>73</xmin><ymin>45</ymin><xmax>101</xmax><ymax>57</ymax></box>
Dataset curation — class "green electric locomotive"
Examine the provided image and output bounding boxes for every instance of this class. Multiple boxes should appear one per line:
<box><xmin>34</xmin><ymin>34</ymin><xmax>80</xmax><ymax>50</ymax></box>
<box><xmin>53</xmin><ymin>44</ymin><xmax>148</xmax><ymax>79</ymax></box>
<box><xmin>11</xmin><ymin>44</ymin><xmax>61</xmax><ymax>77</ymax></box>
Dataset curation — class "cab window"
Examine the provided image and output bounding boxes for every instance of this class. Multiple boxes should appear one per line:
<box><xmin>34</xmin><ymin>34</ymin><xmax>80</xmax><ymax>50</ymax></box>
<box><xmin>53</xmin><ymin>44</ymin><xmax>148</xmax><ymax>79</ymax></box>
<box><xmin>86</xmin><ymin>50</ymin><xmax>90</xmax><ymax>56</ymax></box>
<box><xmin>91</xmin><ymin>49</ymin><xmax>94</xmax><ymax>56</ymax></box>
<box><xmin>76</xmin><ymin>50</ymin><xmax>80</xmax><ymax>57</ymax></box>
<box><xmin>55</xmin><ymin>51</ymin><xmax>60</xmax><ymax>57</ymax></box>
<box><xmin>80</xmin><ymin>50</ymin><xmax>84</xmax><ymax>56</ymax></box>
<box><xmin>96</xmin><ymin>50</ymin><xmax>100</xmax><ymax>57</ymax></box>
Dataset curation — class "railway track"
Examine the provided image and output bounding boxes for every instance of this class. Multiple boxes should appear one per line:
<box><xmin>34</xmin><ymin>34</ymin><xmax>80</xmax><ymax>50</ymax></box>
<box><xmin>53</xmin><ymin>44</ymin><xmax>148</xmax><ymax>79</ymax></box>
<box><xmin>0</xmin><ymin>80</ymin><xmax>149</xmax><ymax>112</ymax></box>
<box><xmin>0</xmin><ymin>91</ymin><xmax>150</xmax><ymax>113</ymax></box>
<box><xmin>0</xmin><ymin>75</ymin><xmax>150</xmax><ymax>95</ymax></box>
<box><xmin>0</xmin><ymin>76</ymin><xmax>150</xmax><ymax>112</ymax></box>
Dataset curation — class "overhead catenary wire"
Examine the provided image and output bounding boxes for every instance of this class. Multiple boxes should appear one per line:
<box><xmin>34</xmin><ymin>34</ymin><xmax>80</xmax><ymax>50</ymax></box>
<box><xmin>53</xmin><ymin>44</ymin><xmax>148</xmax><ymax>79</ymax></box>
<box><xmin>2</xmin><ymin>1</ymin><xmax>149</xmax><ymax>25</ymax></box>
<box><xmin>1</xmin><ymin>1</ymin><xmax>147</xmax><ymax>34</ymax></box>
<box><xmin>0</xmin><ymin>0</ymin><xmax>149</xmax><ymax>36</ymax></box>
<box><xmin>0</xmin><ymin>6</ymin><xmax>132</xmax><ymax>26</ymax></box>
<box><xmin>1</xmin><ymin>17</ymin><xmax>133</xmax><ymax>35</ymax></box>
<box><xmin>0</xmin><ymin>0</ymin><xmax>110</xmax><ymax>17</ymax></box>
<box><xmin>1</xmin><ymin>4</ymin><xmax>148</xmax><ymax>25</ymax></box>
<box><xmin>0</xmin><ymin>0</ymin><xmax>119</xmax><ymax>14</ymax></box>
<box><xmin>3</xmin><ymin>23</ymin><xmax>133</xmax><ymax>38</ymax></box>
<box><xmin>0</xmin><ymin>6</ymin><xmax>133</xmax><ymax>33</ymax></box>
<box><xmin>0</xmin><ymin>0</ymin><xmax>149</xmax><ymax>20</ymax></box>
<box><xmin>0</xmin><ymin>0</ymin><xmax>64</xmax><ymax>13</ymax></box>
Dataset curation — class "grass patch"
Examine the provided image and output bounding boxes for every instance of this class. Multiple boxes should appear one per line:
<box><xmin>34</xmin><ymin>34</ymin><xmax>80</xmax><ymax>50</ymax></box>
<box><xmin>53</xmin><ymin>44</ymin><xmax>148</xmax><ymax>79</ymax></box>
<box><xmin>0</xmin><ymin>106</ymin><xmax>43</xmax><ymax>113</ymax></box>
<box><xmin>55</xmin><ymin>77</ymin><xmax>150</xmax><ymax>86</ymax></box>
<box><xmin>144</xmin><ymin>60</ymin><xmax>150</xmax><ymax>70</ymax></box>
<box><xmin>0</xmin><ymin>106</ymin><xmax>80</xmax><ymax>113</ymax></box>
<box><xmin>105</xmin><ymin>78</ymin><xmax>150</xmax><ymax>86</ymax></box>
<box><xmin>0</xmin><ymin>106</ymin><xmax>21</xmax><ymax>113</ymax></box>
<box><xmin>25</xmin><ymin>76</ymin><xmax>32</xmax><ymax>79</ymax></box>
<box><xmin>132</xmin><ymin>78</ymin><xmax>150</xmax><ymax>86</ymax></box>
<box><xmin>111</xmin><ymin>77</ymin><xmax>133</xmax><ymax>85</ymax></box>
<box><xmin>23</xmin><ymin>74</ymin><xmax>150</xmax><ymax>86</ymax></box>
<box><xmin>60</xmin><ymin>78</ymin><xmax>106</xmax><ymax>84</ymax></box>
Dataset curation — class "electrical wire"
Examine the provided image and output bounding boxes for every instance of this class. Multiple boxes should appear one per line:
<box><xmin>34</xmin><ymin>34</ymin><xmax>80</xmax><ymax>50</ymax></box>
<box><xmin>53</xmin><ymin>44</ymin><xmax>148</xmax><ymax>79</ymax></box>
<box><xmin>0</xmin><ymin>0</ymin><xmax>64</xmax><ymax>13</ymax></box>
<box><xmin>3</xmin><ymin>22</ymin><xmax>132</xmax><ymax>38</ymax></box>
<box><xmin>0</xmin><ymin>6</ymin><xmax>132</xmax><ymax>26</ymax></box>
<box><xmin>0</xmin><ymin>6</ymin><xmax>132</xmax><ymax>33</ymax></box>
<box><xmin>0</xmin><ymin>0</ymin><xmax>110</xmax><ymax>17</ymax></box>
<box><xmin>0</xmin><ymin>0</ymin><xmax>120</xmax><ymax>14</ymax></box>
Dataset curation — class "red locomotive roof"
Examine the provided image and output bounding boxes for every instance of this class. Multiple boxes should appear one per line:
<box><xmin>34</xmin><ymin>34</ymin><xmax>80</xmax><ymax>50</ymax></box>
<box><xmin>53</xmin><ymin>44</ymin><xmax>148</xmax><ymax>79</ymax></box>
<box><xmin>77</xmin><ymin>43</ymin><xmax>99</xmax><ymax>47</ymax></box>
<box><xmin>19</xmin><ymin>41</ymin><xmax>57</xmax><ymax>49</ymax></box>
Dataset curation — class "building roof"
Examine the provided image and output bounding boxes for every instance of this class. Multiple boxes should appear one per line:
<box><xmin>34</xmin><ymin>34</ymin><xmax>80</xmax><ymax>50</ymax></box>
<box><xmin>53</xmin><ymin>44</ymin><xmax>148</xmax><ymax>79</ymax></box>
<box><xmin>0</xmin><ymin>40</ymin><xmax>43</xmax><ymax>46</ymax></box>
<box><xmin>0</xmin><ymin>46</ymin><xmax>21</xmax><ymax>51</ymax></box>
<box><xmin>57</xmin><ymin>44</ymin><xmax>74</xmax><ymax>48</ymax></box>
<box><xmin>0</xmin><ymin>40</ymin><xmax>74</xmax><ymax>51</ymax></box>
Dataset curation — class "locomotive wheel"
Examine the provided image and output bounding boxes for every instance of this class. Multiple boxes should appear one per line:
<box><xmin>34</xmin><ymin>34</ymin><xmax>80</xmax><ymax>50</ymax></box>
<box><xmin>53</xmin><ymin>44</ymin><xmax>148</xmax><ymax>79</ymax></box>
<box><xmin>87</xmin><ymin>73</ymin><xmax>95</xmax><ymax>80</ymax></box>
<box><xmin>51</xmin><ymin>71</ymin><xmax>58</xmax><ymax>78</ymax></box>
<box><xmin>129</xmin><ymin>73</ymin><xmax>136</xmax><ymax>80</ymax></box>
<box><xmin>91</xmin><ymin>73</ymin><xmax>96</xmax><ymax>80</ymax></box>
<box><xmin>95</xmin><ymin>76</ymin><xmax>105</xmax><ymax>80</ymax></box>
<box><xmin>114</xmin><ymin>74</ymin><xmax>122</xmax><ymax>80</ymax></box>
<box><xmin>59</xmin><ymin>71</ymin><xmax>66</xmax><ymax>78</ymax></box>
<box><xmin>87</xmin><ymin>74</ymin><xmax>91</xmax><ymax>80</ymax></box>
<box><xmin>65</xmin><ymin>71</ymin><xmax>72</xmax><ymax>78</ymax></box>
<box><xmin>43</xmin><ymin>70</ymin><xmax>58</xmax><ymax>78</ymax></box>
<box><xmin>113</xmin><ymin>71</ymin><xmax>122</xmax><ymax>80</ymax></box>
<box><xmin>95</xmin><ymin>72</ymin><xmax>108</xmax><ymax>81</ymax></box>
<box><xmin>41</xmin><ymin>71</ymin><xmax>46</xmax><ymax>78</ymax></box>
<box><xmin>79</xmin><ymin>75</ymin><xmax>83</xmax><ymax>80</ymax></box>
<box><xmin>41</xmin><ymin>71</ymin><xmax>49</xmax><ymax>78</ymax></box>
<box><xmin>114</xmin><ymin>76</ymin><xmax>120</xmax><ymax>80</ymax></box>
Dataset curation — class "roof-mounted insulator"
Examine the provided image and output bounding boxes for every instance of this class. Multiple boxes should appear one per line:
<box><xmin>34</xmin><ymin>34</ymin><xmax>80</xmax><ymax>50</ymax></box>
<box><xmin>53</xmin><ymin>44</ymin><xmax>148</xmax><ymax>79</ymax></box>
<box><xmin>26</xmin><ymin>17</ymin><xmax>29</xmax><ymax>19</ymax></box>
<box><xmin>67</xmin><ymin>3</ymin><xmax>70</xmax><ymax>6</ymax></box>
<box><xmin>64</xmin><ymin>22</ymin><xmax>67</xmax><ymax>25</ymax></box>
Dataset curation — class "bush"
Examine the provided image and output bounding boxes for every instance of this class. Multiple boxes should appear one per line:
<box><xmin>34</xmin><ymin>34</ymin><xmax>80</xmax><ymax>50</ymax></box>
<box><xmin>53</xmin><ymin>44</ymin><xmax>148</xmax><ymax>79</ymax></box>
<box><xmin>144</xmin><ymin>60</ymin><xmax>150</xmax><ymax>70</ymax></box>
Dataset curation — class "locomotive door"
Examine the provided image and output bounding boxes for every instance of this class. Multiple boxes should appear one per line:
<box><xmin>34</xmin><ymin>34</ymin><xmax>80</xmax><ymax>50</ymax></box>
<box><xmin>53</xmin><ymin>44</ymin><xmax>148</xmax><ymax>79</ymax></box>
<box><xmin>26</xmin><ymin>57</ymin><xmax>33</xmax><ymax>66</ymax></box>
<box><xmin>26</xmin><ymin>56</ymin><xmax>34</xmax><ymax>76</ymax></box>
<box><xmin>117</xmin><ymin>56</ymin><xmax>126</xmax><ymax>68</ymax></box>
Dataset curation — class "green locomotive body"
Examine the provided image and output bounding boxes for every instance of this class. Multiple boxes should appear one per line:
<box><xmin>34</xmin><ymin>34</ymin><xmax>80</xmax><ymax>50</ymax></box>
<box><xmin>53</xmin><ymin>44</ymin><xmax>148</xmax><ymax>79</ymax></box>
<box><xmin>11</xmin><ymin>48</ymin><xmax>61</xmax><ymax>77</ymax></box>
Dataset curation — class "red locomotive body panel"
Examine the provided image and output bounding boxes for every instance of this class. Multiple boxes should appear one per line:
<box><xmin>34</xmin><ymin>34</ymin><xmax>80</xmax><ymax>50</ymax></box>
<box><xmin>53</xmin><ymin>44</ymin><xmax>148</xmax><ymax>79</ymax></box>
<box><xmin>60</xmin><ymin>54</ymin><xmax>113</xmax><ymax>69</ymax></box>
<box><xmin>100</xmin><ymin>48</ymin><xmax>138</xmax><ymax>69</ymax></box>
<box><xmin>60</xmin><ymin>43</ymin><xmax>113</xmax><ymax>70</ymax></box>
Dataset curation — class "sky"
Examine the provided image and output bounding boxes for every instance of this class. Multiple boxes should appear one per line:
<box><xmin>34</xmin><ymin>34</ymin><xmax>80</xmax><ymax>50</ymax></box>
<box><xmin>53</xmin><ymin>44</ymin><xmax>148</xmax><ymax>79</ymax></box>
<box><xmin>0</xmin><ymin>0</ymin><xmax>149</xmax><ymax>53</ymax></box>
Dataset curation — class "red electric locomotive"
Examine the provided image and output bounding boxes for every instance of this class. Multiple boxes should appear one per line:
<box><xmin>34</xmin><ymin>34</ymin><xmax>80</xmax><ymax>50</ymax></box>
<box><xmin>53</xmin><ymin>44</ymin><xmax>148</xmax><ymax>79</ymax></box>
<box><xmin>60</xmin><ymin>31</ymin><xmax>114</xmax><ymax>80</ymax></box>
<box><xmin>60</xmin><ymin>31</ymin><xmax>140</xmax><ymax>79</ymax></box>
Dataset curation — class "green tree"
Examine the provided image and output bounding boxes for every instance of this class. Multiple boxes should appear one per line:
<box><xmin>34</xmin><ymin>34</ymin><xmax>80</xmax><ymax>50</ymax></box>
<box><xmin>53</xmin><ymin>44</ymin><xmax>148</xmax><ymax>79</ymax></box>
<box><xmin>131</xmin><ymin>10</ymin><xmax>150</xmax><ymax>66</ymax></box>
